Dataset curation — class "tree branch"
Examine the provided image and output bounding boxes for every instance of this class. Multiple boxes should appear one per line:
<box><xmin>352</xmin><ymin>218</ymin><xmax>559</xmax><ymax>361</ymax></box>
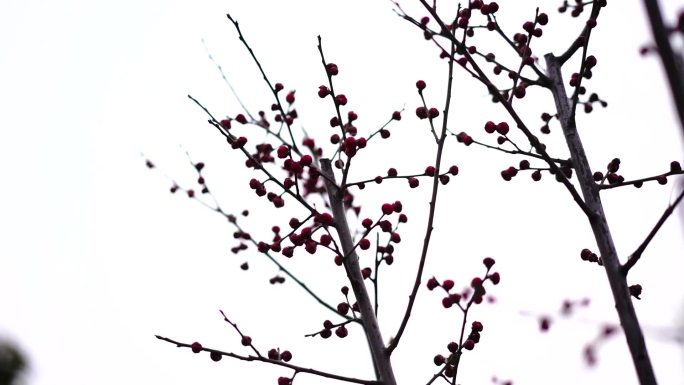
<box><xmin>155</xmin><ymin>335</ymin><xmax>380</xmax><ymax>385</ymax></box>
<box><xmin>641</xmin><ymin>0</ymin><xmax>684</xmax><ymax>140</ymax></box>
<box><xmin>320</xmin><ymin>159</ymin><xmax>397</xmax><ymax>385</ymax></box>
<box><xmin>545</xmin><ymin>53</ymin><xmax>657</xmax><ymax>385</ymax></box>
<box><xmin>387</xmin><ymin>17</ymin><xmax>456</xmax><ymax>356</ymax></box>
<box><xmin>622</xmin><ymin>188</ymin><xmax>684</xmax><ymax>275</ymax></box>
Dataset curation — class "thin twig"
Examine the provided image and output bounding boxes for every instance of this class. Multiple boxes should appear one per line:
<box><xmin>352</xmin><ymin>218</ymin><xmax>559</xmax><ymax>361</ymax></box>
<box><xmin>413</xmin><ymin>1</ymin><xmax>593</xmax><ymax>218</ymax></box>
<box><xmin>622</xmin><ymin>188</ymin><xmax>684</xmax><ymax>275</ymax></box>
<box><xmin>155</xmin><ymin>335</ymin><xmax>380</xmax><ymax>385</ymax></box>
<box><xmin>202</xmin><ymin>38</ymin><xmax>255</xmax><ymax>121</ymax></box>
<box><xmin>599</xmin><ymin>170</ymin><xmax>684</xmax><ymax>190</ymax></box>
<box><xmin>387</xmin><ymin>16</ymin><xmax>456</xmax><ymax>356</ymax></box>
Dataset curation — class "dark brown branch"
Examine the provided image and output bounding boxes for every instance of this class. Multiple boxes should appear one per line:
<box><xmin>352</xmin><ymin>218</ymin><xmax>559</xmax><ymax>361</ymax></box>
<box><xmin>155</xmin><ymin>335</ymin><xmax>380</xmax><ymax>385</ymax></box>
<box><xmin>387</xmin><ymin>17</ymin><xmax>456</xmax><ymax>357</ymax></box>
<box><xmin>545</xmin><ymin>54</ymin><xmax>657</xmax><ymax>385</ymax></box>
<box><xmin>599</xmin><ymin>170</ymin><xmax>684</xmax><ymax>190</ymax></box>
<box><xmin>226</xmin><ymin>14</ymin><xmax>299</xmax><ymax>152</ymax></box>
<box><xmin>414</xmin><ymin>1</ymin><xmax>593</xmax><ymax>218</ymax></box>
<box><xmin>201</xmin><ymin>38</ymin><xmax>256</xmax><ymax>122</ymax></box>
<box><xmin>557</xmin><ymin>4</ymin><xmax>603</xmax><ymax>64</ymax></box>
<box><xmin>622</xmin><ymin>188</ymin><xmax>684</xmax><ymax>275</ymax></box>
<box><xmin>642</xmin><ymin>0</ymin><xmax>684</xmax><ymax>140</ymax></box>
<box><xmin>320</xmin><ymin>159</ymin><xmax>397</xmax><ymax>385</ymax></box>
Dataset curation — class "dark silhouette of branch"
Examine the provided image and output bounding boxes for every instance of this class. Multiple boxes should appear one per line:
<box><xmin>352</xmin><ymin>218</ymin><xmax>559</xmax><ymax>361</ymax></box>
<box><xmin>155</xmin><ymin>335</ymin><xmax>380</xmax><ymax>385</ymax></box>
<box><xmin>622</xmin><ymin>188</ymin><xmax>684</xmax><ymax>275</ymax></box>
<box><xmin>641</xmin><ymin>0</ymin><xmax>684</xmax><ymax>140</ymax></box>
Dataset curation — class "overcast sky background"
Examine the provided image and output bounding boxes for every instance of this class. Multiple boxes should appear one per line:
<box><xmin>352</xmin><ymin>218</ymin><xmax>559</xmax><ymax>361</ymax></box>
<box><xmin>1</xmin><ymin>0</ymin><xmax>684</xmax><ymax>384</ymax></box>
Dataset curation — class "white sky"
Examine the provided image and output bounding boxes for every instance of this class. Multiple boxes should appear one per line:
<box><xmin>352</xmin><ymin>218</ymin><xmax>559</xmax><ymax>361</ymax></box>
<box><xmin>1</xmin><ymin>1</ymin><xmax>684</xmax><ymax>384</ymax></box>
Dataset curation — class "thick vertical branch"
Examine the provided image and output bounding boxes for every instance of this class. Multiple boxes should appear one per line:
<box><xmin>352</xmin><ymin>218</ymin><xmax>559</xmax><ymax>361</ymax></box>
<box><xmin>320</xmin><ymin>159</ymin><xmax>397</xmax><ymax>385</ymax></box>
<box><xmin>545</xmin><ymin>54</ymin><xmax>657</xmax><ymax>385</ymax></box>
<box><xmin>641</xmin><ymin>0</ymin><xmax>684</xmax><ymax>141</ymax></box>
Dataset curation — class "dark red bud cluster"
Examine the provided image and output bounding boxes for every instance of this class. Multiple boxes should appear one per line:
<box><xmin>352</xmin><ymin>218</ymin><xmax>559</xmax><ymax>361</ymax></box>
<box><xmin>456</xmin><ymin>132</ymin><xmax>473</xmax><ymax>145</ymax></box>
<box><xmin>580</xmin><ymin>248</ymin><xmax>602</xmax><ymax>265</ymax></box>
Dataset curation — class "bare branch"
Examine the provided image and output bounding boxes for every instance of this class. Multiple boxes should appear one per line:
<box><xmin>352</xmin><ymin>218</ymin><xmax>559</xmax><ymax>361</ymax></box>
<box><xmin>155</xmin><ymin>335</ymin><xmax>381</xmax><ymax>385</ymax></box>
<box><xmin>320</xmin><ymin>159</ymin><xmax>397</xmax><ymax>385</ymax></box>
<box><xmin>641</xmin><ymin>0</ymin><xmax>684</xmax><ymax>140</ymax></box>
<box><xmin>545</xmin><ymin>53</ymin><xmax>657</xmax><ymax>385</ymax></box>
<box><xmin>622</xmin><ymin>188</ymin><xmax>684</xmax><ymax>275</ymax></box>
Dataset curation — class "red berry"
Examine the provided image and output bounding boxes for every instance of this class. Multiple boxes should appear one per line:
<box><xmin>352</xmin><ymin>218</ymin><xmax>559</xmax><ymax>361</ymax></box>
<box><xmin>471</xmin><ymin>321</ymin><xmax>483</xmax><ymax>332</ymax></box>
<box><xmin>537</xmin><ymin>13</ymin><xmax>548</xmax><ymax>25</ymax></box>
<box><xmin>449</xmin><ymin>165</ymin><xmax>459</xmax><ymax>175</ymax></box>
<box><xmin>392</xmin><ymin>201</ymin><xmax>403</xmax><ymax>213</ymax></box>
<box><xmin>277</xmin><ymin>145</ymin><xmax>290</xmax><ymax>159</ymax></box>
<box><xmin>442</xmin><ymin>279</ymin><xmax>455</xmax><ymax>291</ymax></box>
<box><xmin>593</xmin><ymin>171</ymin><xmax>603</xmax><ymax>181</ymax></box>
<box><xmin>280</xmin><ymin>350</ymin><xmax>292</xmax><ymax>362</ymax></box>
<box><xmin>241</xmin><ymin>336</ymin><xmax>252</xmax><ymax>346</ymax></box>
<box><xmin>496</xmin><ymin>122</ymin><xmax>509</xmax><ymax>135</ymax></box>
<box><xmin>483</xmin><ymin>257</ymin><xmax>495</xmax><ymax>268</ymax></box>
<box><xmin>335</xmin><ymin>325</ymin><xmax>348</xmax><ymax>338</ymax></box>
<box><xmin>362</xmin><ymin>267</ymin><xmax>372</xmax><ymax>278</ymax></box>
<box><xmin>484</xmin><ymin>121</ymin><xmax>496</xmax><ymax>133</ymax></box>
<box><xmin>416</xmin><ymin>106</ymin><xmax>428</xmax><ymax>119</ymax></box>
<box><xmin>489</xmin><ymin>272</ymin><xmax>500</xmax><ymax>284</ymax></box>
<box><xmin>326</xmin><ymin>63</ymin><xmax>339</xmax><ymax>76</ymax></box>
<box><xmin>463</xmin><ymin>339</ymin><xmax>475</xmax><ymax>350</ymax></box>
<box><xmin>408</xmin><ymin>177</ymin><xmax>419</xmax><ymax>188</ymax></box>
<box><xmin>539</xmin><ymin>317</ymin><xmax>551</xmax><ymax>332</ymax></box>
<box><xmin>427</xmin><ymin>277</ymin><xmax>439</xmax><ymax>290</ymax></box>
<box><xmin>337</xmin><ymin>302</ymin><xmax>350</xmax><ymax>315</ymax></box>
<box><xmin>335</xmin><ymin>94</ymin><xmax>348</xmax><ymax>106</ymax></box>
<box><xmin>532</xmin><ymin>170</ymin><xmax>543</xmax><ymax>181</ymax></box>
<box><xmin>456</xmin><ymin>132</ymin><xmax>473</xmax><ymax>145</ymax></box>
<box><xmin>523</xmin><ymin>21</ymin><xmax>534</xmax><ymax>32</ymax></box>
<box><xmin>434</xmin><ymin>354</ymin><xmax>445</xmax><ymax>366</ymax></box>
<box><xmin>210</xmin><ymin>351</ymin><xmax>222</xmax><ymax>362</ymax></box>
<box><xmin>235</xmin><ymin>114</ymin><xmax>247</xmax><ymax>124</ymax></box>
<box><xmin>416</xmin><ymin>80</ymin><xmax>427</xmax><ymax>91</ymax></box>
<box><xmin>268</xmin><ymin>349</ymin><xmax>280</xmax><ymax>360</ymax></box>
<box><xmin>442</xmin><ymin>297</ymin><xmax>453</xmax><ymax>308</ymax></box>
<box><xmin>359</xmin><ymin>238</ymin><xmax>371</xmax><ymax>250</ymax></box>
<box><xmin>362</xmin><ymin>218</ymin><xmax>373</xmax><ymax>228</ymax></box>
<box><xmin>317</xmin><ymin>213</ymin><xmax>334</xmax><ymax>225</ymax></box>
<box><xmin>585</xmin><ymin>55</ymin><xmax>597</xmax><ymax>69</ymax></box>
<box><xmin>392</xmin><ymin>111</ymin><xmax>402</xmax><ymax>120</ymax></box>
<box><xmin>191</xmin><ymin>342</ymin><xmax>202</xmax><ymax>353</ymax></box>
